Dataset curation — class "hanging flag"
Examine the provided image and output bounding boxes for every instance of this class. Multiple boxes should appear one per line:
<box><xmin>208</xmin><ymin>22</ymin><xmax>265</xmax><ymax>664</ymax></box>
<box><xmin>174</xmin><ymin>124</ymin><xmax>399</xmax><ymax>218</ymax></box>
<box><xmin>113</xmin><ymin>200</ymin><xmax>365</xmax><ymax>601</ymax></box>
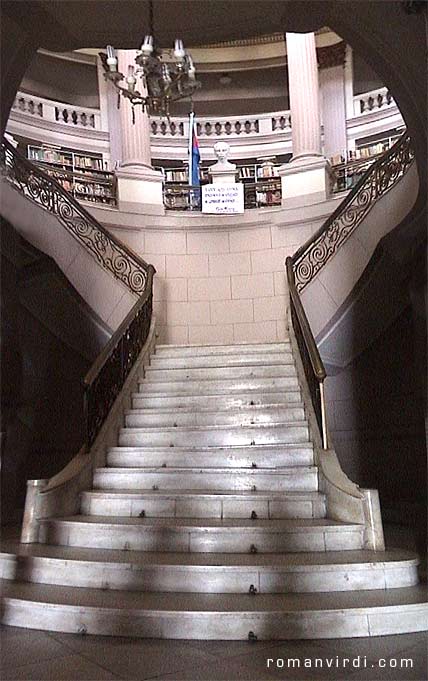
<box><xmin>188</xmin><ymin>111</ymin><xmax>200</xmax><ymax>187</ymax></box>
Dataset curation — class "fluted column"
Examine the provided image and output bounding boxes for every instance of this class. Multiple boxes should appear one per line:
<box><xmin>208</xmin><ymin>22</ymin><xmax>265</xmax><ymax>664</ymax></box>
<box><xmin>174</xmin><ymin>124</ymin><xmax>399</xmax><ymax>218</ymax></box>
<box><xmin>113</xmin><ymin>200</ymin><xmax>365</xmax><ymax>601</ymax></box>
<box><xmin>114</xmin><ymin>50</ymin><xmax>164</xmax><ymax>215</ymax></box>
<box><xmin>286</xmin><ymin>32</ymin><xmax>322</xmax><ymax>160</ymax></box>
<box><xmin>97</xmin><ymin>56</ymin><xmax>122</xmax><ymax>168</ymax></box>
<box><xmin>279</xmin><ymin>32</ymin><xmax>332</xmax><ymax>207</ymax></box>
<box><xmin>318</xmin><ymin>41</ymin><xmax>347</xmax><ymax>161</ymax></box>
<box><xmin>117</xmin><ymin>49</ymin><xmax>152</xmax><ymax>168</ymax></box>
<box><xmin>320</xmin><ymin>65</ymin><xmax>347</xmax><ymax>160</ymax></box>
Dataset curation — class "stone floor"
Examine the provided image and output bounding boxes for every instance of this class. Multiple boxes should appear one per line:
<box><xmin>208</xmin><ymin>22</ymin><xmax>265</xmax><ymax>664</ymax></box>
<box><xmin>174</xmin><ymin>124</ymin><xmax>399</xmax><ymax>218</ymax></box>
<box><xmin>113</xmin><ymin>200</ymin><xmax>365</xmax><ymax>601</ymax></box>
<box><xmin>1</xmin><ymin>625</ymin><xmax>427</xmax><ymax>680</ymax></box>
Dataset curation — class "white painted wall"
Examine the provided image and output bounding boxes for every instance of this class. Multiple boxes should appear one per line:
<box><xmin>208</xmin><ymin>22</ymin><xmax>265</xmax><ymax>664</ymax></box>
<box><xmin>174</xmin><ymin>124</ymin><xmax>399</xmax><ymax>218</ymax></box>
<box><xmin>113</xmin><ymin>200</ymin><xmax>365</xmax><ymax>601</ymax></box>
<box><xmin>90</xmin><ymin>197</ymin><xmax>342</xmax><ymax>345</ymax></box>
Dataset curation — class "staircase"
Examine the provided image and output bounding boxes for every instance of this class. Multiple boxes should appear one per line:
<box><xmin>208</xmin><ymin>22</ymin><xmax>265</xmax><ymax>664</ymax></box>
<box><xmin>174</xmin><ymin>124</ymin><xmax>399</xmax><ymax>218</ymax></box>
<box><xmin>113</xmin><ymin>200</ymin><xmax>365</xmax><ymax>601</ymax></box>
<box><xmin>1</xmin><ymin>338</ymin><xmax>427</xmax><ymax>639</ymax></box>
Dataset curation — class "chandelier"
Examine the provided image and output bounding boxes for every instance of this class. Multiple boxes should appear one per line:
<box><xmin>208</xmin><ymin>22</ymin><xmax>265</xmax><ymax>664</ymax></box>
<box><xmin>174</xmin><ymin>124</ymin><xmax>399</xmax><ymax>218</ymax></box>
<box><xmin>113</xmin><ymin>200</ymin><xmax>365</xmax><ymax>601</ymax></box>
<box><xmin>99</xmin><ymin>2</ymin><xmax>200</xmax><ymax>119</ymax></box>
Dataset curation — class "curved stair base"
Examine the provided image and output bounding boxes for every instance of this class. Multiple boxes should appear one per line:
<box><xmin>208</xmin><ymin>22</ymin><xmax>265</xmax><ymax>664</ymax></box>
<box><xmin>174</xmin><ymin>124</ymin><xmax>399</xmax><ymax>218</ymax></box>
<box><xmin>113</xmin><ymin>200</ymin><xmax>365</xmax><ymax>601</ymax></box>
<box><xmin>2</xmin><ymin>582</ymin><xmax>427</xmax><ymax>639</ymax></box>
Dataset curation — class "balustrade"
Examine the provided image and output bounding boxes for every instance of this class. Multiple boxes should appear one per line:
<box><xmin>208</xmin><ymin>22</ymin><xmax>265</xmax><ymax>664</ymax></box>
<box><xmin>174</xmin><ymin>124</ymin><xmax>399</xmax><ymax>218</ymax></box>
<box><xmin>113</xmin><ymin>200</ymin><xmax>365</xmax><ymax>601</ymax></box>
<box><xmin>354</xmin><ymin>87</ymin><xmax>395</xmax><ymax>116</ymax></box>
<box><xmin>55</xmin><ymin>106</ymin><xmax>96</xmax><ymax>128</ymax></box>
<box><xmin>12</xmin><ymin>95</ymin><xmax>43</xmax><ymax>117</ymax></box>
<box><xmin>11</xmin><ymin>92</ymin><xmax>101</xmax><ymax>129</ymax></box>
<box><xmin>150</xmin><ymin>119</ymin><xmax>185</xmax><ymax>136</ymax></box>
<box><xmin>272</xmin><ymin>114</ymin><xmax>292</xmax><ymax>131</ymax></box>
<box><xmin>195</xmin><ymin>118</ymin><xmax>260</xmax><ymax>136</ymax></box>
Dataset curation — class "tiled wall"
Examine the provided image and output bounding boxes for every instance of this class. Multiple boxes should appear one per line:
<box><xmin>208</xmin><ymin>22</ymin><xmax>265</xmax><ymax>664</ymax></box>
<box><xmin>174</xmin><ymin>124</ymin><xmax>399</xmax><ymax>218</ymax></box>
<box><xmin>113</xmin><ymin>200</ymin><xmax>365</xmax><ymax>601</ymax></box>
<box><xmin>116</xmin><ymin>221</ymin><xmax>320</xmax><ymax>345</ymax></box>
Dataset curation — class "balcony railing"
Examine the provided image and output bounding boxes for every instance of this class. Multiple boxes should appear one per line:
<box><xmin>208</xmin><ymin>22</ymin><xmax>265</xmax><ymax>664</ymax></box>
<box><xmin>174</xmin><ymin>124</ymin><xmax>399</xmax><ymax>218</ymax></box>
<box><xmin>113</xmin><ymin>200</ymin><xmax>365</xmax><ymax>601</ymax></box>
<box><xmin>354</xmin><ymin>87</ymin><xmax>395</xmax><ymax>116</ymax></box>
<box><xmin>11</xmin><ymin>92</ymin><xmax>102</xmax><ymax>130</ymax></box>
<box><xmin>9</xmin><ymin>88</ymin><xmax>401</xmax><ymax>154</ymax></box>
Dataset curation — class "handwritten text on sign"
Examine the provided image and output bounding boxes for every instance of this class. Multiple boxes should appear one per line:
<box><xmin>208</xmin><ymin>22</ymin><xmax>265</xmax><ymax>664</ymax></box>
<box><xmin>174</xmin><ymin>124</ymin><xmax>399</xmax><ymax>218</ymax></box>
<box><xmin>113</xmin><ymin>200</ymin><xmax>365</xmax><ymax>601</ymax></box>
<box><xmin>202</xmin><ymin>184</ymin><xmax>244</xmax><ymax>214</ymax></box>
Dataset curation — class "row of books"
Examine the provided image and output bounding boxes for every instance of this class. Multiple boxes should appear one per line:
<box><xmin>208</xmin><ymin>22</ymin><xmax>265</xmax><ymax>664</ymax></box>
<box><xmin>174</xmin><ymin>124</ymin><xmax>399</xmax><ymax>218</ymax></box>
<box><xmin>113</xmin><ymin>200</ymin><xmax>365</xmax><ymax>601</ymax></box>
<box><xmin>29</xmin><ymin>147</ymin><xmax>72</xmax><ymax>165</ymax></box>
<box><xmin>28</xmin><ymin>146</ymin><xmax>107</xmax><ymax>172</ymax></box>
<box><xmin>330</xmin><ymin>138</ymin><xmax>399</xmax><ymax>166</ymax></box>
<box><xmin>74</xmin><ymin>156</ymin><xmax>106</xmax><ymax>171</ymax></box>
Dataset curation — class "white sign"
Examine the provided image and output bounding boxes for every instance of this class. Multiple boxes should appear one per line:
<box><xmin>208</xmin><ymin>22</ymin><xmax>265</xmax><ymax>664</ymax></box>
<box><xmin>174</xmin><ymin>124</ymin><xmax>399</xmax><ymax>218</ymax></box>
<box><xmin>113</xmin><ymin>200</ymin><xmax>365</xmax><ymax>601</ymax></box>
<box><xmin>202</xmin><ymin>183</ymin><xmax>244</xmax><ymax>214</ymax></box>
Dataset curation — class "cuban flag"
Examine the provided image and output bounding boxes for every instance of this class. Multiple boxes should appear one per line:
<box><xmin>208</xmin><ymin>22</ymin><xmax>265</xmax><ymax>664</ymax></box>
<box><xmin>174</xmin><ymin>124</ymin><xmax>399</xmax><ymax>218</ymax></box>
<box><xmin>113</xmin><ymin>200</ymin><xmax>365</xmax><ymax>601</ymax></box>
<box><xmin>188</xmin><ymin>111</ymin><xmax>200</xmax><ymax>186</ymax></box>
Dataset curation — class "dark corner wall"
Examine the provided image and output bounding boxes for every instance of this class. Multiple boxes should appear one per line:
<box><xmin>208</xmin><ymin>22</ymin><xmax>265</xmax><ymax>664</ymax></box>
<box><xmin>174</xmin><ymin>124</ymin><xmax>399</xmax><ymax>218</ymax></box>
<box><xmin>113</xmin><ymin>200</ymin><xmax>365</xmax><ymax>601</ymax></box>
<box><xmin>326</xmin><ymin>249</ymin><xmax>427</xmax><ymax>553</ymax></box>
<box><xmin>1</xmin><ymin>218</ymin><xmax>107</xmax><ymax>524</ymax></box>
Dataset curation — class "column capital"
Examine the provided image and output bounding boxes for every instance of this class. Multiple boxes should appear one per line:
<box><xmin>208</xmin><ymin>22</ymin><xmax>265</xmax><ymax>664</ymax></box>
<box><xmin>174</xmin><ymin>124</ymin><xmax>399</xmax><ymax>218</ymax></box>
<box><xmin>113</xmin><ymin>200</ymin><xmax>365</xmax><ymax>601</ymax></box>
<box><xmin>317</xmin><ymin>40</ymin><xmax>347</xmax><ymax>70</ymax></box>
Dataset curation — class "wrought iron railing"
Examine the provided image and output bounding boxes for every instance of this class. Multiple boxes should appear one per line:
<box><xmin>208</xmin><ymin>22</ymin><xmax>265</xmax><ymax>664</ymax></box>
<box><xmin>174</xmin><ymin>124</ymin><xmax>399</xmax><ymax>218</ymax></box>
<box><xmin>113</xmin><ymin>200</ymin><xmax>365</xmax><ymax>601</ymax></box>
<box><xmin>83</xmin><ymin>267</ymin><xmax>154</xmax><ymax>447</ymax></box>
<box><xmin>293</xmin><ymin>132</ymin><xmax>414</xmax><ymax>293</ymax></box>
<box><xmin>286</xmin><ymin>258</ymin><xmax>328</xmax><ymax>448</ymax></box>
<box><xmin>1</xmin><ymin>136</ymin><xmax>156</xmax><ymax>450</ymax></box>
<box><xmin>287</xmin><ymin>131</ymin><xmax>414</xmax><ymax>449</ymax></box>
<box><xmin>1</xmin><ymin>138</ymin><xmax>147</xmax><ymax>295</ymax></box>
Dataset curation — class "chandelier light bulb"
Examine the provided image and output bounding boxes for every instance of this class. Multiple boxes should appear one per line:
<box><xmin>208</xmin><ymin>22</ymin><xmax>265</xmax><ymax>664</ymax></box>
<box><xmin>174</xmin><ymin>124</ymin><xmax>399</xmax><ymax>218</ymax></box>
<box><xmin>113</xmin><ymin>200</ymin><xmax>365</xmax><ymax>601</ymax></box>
<box><xmin>141</xmin><ymin>35</ymin><xmax>154</xmax><ymax>56</ymax></box>
<box><xmin>127</xmin><ymin>65</ymin><xmax>137</xmax><ymax>92</ymax></box>
<box><xmin>106</xmin><ymin>45</ymin><xmax>118</xmax><ymax>71</ymax></box>
<box><xmin>162</xmin><ymin>63</ymin><xmax>172</xmax><ymax>85</ymax></box>
<box><xmin>173</xmin><ymin>39</ymin><xmax>185</xmax><ymax>60</ymax></box>
<box><xmin>187</xmin><ymin>56</ymin><xmax>196</xmax><ymax>80</ymax></box>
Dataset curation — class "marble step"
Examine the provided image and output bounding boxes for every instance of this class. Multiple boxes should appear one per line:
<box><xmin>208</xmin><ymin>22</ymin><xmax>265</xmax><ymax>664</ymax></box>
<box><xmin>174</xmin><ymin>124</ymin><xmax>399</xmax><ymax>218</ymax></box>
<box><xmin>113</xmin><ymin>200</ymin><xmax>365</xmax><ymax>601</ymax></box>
<box><xmin>153</xmin><ymin>342</ymin><xmax>290</xmax><ymax>358</ymax></box>
<box><xmin>138</xmin><ymin>375</ymin><xmax>300</xmax><ymax>394</ymax></box>
<box><xmin>38</xmin><ymin>516</ymin><xmax>363</xmax><ymax>553</ymax></box>
<box><xmin>143</xmin><ymin>364</ymin><xmax>297</xmax><ymax>383</ymax></box>
<box><xmin>80</xmin><ymin>490</ymin><xmax>326</xmax><ymax>519</ymax></box>
<box><xmin>93</xmin><ymin>466</ymin><xmax>318</xmax><ymax>492</ymax></box>
<box><xmin>118</xmin><ymin>422</ymin><xmax>310</xmax><ymax>448</ymax></box>
<box><xmin>0</xmin><ymin>542</ymin><xmax>419</xmax><ymax>593</ymax></box>
<box><xmin>106</xmin><ymin>443</ymin><xmax>315</xmax><ymax>468</ymax></box>
<box><xmin>132</xmin><ymin>391</ymin><xmax>303</xmax><ymax>411</ymax></box>
<box><xmin>149</xmin><ymin>352</ymin><xmax>293</xmax><ymax>369</ymax></box>
<box><xmin>3</xmin><ymin>581</ymin><xmax>427</xmax><ymax>638</ymax></box>
<box><xmin>124</xmin><ymin>405</ymin><xmax>306</xmax><ymax>428</ymax></box>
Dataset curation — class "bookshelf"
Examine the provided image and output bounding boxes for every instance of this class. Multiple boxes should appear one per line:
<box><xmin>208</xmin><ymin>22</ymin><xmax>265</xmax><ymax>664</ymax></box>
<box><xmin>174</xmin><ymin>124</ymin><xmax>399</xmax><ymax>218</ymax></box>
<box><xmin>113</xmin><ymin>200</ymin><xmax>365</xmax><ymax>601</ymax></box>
<box><xmin>27</xmin><ymin>145</ymin><xmax>116</xmax><ymax>205</ymax></box>
<box><xmin>238</xmin><ymin>159</ymin><xmax>282</xmax><ymax>208</ymax></box>
<box><xmin>331</xmin><ymin>132</ymin><xmax>402</xmax><ymax>193</ymax></box>
<box><xmin>157</xmin><ymin>159</ymin><xmax>283</xmax><ymax>210</ymax></box>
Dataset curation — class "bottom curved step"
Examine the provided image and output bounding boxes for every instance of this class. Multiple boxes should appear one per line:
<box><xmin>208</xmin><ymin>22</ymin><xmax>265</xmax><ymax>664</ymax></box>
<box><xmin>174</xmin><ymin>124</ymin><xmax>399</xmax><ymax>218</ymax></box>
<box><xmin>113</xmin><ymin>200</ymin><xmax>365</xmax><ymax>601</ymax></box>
<box><xmin>2</xmin><ymin>581</ymin><xmax>427</xmax><ymax>640</ymax></box>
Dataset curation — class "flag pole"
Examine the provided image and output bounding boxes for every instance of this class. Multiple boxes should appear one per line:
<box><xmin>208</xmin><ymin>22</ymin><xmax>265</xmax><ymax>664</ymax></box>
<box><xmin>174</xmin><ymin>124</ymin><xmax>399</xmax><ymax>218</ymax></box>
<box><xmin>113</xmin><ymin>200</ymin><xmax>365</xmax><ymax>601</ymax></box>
<box><xmin>188</xmin><ymin>111</ymin><xmax>195</xmax><ymax>187</ymax></box>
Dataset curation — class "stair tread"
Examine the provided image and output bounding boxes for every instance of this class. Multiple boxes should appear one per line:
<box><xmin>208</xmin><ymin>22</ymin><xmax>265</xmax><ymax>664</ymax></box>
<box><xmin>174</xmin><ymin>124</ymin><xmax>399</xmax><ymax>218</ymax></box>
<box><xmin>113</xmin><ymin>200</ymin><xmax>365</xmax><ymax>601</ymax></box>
<box><xmin>0</xmin><ymin>541</ymin><xmax>418</xmax><ymax>569</ymax></box>
<box><xmin>148</xmin><ymin>358</ymin><xmax>294</xmax><ymax>370</ymax></box>
<box><xmin>95</xmin><ymin>466</ymin><xmax>316</xmax><ymax>474</ymax></box>
<box><xmin>3</xmin><ymin>581</ymin><xmax>427</xmax><ymax>612</ymax></box>
<box><xmin>83</xmin><ymin>489</ymin><xmax>323</xmax><ymax>499</ymax></box>
<box><xmin>120</xmin><ymin>420</ymin><xmax>309</xmax><ymax>433</ymax></box>
<box><xmin>40</xmin><ymin>516</ymin><xmax>360</xmax><ymax>531</ymax></box>
<box><xmin>154</xmin><ymin>342</ymin><xmax>290</xmax><ymax>351</ymax></box>
<box><xmin>141</xmin><ymin>376</ymin><xmax>297</xmax><ymax>384</ymax></box>
<box><xmin>129</xmin><ymin>401</ymin><xmax>304</xmax><ymax>412</ymax></box>
<box><xmin>145</xmin><ymin>352</ymin><xmax>294</xmax><ymax>371</ymax></box>
<box><xmin>108</xmin><ymin>443</ymin><xmax>313</xmax><ymax>453</ymax></box>
<box><xmin>125</xmin><ymin>405</ymin><xmax>304</xmax><ymax>415</ymax></box>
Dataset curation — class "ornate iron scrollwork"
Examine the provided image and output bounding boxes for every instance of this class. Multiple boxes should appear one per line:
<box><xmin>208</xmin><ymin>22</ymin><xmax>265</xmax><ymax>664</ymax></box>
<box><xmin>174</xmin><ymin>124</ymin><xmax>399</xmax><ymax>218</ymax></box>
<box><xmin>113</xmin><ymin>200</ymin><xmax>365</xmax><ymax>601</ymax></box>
<box><xmin>1</xmin><ymin>138</ymin><xmax>150</xmax><ymax>296</ymax></box>
<box><xmin>84</xmin><ymin>288</ymin><xmax>153</xmax><ymax>447</ymax></box>
<box><xmin>293</xmin><ymin>132</ymin><xmax>414</xmax><ymax>293</ymax></box>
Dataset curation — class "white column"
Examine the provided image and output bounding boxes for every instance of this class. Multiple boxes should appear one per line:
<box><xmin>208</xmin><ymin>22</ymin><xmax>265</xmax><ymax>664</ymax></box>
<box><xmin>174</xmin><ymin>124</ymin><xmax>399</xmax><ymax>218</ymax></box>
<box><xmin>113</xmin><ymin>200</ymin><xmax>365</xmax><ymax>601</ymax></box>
<box><xmin>117</xmin><ymin>50</ymin><xmax>152</xmax><ymax>168</ymax></box>
<box><xmin>279</xmin><ymin>32</ymin><xmax>332</xmax><ymax>208</ymax></box>
<box><xmin>320</xmin><ymin>65</ymin><xmax>347</xmax><ymax>161</ymax></box>
<box><xmin>96</xmin><ymin>56</ymin><xmax>122</xmax><ymax>168</ymax></box>
<box><xmin>344</xmin><ymin>45</ymin><xmax>354</xmax><ymax>122</ymax></box>
<box><xmin>114</xmin><ymin>49</ymin><xmax>164</xmax><ymax>215</ymax></box>
<box><xmin>286</xmin><ymin>32</ymin><xmax>322</xmax><ymax>160</ymax></box>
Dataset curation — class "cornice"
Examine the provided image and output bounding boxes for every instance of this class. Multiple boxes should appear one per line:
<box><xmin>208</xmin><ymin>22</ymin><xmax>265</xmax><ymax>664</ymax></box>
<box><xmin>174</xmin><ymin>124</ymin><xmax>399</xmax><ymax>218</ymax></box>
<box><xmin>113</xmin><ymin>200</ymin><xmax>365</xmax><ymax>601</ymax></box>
<box><xmin>317</xmin><ymin>40</ymin><xmax>347</xmax><ymax>69</ymax></box>
<box><xmin>195</xmin><ymin>26</ymin><xmax>332</xmax><ymax>49</ymax></box>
